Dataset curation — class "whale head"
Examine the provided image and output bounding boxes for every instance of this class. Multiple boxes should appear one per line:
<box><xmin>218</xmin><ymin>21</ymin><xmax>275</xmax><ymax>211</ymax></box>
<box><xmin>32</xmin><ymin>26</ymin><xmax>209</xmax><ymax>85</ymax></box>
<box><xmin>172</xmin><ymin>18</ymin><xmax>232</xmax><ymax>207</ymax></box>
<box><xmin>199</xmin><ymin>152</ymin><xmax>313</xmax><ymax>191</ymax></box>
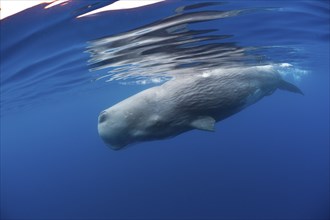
<box><xmin>97</xmin><ymin>91</ymin><xmax>166</xmax><ymax>150</ymax></box>
<box><xmin>97</xmin><ymin>108</ymin><xmax>132</xmax><ymax>150</ymax></box>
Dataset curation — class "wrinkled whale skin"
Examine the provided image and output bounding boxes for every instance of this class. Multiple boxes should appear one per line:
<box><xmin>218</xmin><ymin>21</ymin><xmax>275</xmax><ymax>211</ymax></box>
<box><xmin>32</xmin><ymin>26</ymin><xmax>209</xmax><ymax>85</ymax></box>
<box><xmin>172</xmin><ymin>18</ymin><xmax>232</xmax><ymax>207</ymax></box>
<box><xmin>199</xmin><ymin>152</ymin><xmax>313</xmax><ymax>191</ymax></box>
<box><xmin>98</xmin><ymin>65</ymin><xmax>302</xmax><ymax>150</ymax></box>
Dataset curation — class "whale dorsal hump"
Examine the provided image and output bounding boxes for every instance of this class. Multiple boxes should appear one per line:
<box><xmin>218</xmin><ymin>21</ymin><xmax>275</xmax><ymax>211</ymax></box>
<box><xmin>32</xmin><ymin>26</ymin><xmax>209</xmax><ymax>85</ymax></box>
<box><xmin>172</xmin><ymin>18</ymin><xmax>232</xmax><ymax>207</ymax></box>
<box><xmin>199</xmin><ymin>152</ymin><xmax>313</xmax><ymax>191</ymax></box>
<box><xmin>190</xmin><ymin>116</ymin><xmax>215</xmax><ymax>132</ymax></box>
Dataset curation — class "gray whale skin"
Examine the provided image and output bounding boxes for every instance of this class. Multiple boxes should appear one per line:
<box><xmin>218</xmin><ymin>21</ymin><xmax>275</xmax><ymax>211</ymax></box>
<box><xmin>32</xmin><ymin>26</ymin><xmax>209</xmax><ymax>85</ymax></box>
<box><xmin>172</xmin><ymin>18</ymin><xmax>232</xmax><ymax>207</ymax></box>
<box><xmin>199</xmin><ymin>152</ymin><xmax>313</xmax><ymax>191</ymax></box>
<box><xmin>98</xmin><ymin>65</ymin><xmax>303</xmax><ymax>150</ymax></box>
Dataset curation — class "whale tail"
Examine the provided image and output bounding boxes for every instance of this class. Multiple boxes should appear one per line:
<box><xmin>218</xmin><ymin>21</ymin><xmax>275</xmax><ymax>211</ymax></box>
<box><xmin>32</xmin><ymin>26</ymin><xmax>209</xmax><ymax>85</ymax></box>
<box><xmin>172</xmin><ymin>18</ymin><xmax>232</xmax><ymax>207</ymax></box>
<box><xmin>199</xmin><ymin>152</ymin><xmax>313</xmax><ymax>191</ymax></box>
<box><xmin>278</xmin><ymin>79</ymin><xmax>304</xmax><ymax>95</ymax></box>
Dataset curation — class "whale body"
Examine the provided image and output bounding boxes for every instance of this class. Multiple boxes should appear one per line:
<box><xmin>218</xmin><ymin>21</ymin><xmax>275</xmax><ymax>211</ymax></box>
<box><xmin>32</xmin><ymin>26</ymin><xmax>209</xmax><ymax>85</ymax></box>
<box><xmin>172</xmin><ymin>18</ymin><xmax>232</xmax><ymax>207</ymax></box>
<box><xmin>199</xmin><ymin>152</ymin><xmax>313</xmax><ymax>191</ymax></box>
<box><xmin>98</xmin><ymin>65</ymin><xmax>303</xmax><ymax>150</ymax></box>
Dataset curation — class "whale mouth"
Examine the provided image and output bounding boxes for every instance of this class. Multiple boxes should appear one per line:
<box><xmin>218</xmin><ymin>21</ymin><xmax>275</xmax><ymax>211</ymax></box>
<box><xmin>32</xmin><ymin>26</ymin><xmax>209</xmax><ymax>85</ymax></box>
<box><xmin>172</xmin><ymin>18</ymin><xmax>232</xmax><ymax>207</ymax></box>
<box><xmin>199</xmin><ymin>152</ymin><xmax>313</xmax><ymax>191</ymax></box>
<box><xmin>108</xmin><ymin>143</ymin><xmax>127</xmax><ymax>151</ymax></box>
<box><xmin>99</xmin><ymin>134</ymin><xmax>129</xmax><ymax>151</ymax></box>
<box><xmin>98</xmin><ymin>111</ymin><xmax>107</xmax><ymax>123</ymax></box>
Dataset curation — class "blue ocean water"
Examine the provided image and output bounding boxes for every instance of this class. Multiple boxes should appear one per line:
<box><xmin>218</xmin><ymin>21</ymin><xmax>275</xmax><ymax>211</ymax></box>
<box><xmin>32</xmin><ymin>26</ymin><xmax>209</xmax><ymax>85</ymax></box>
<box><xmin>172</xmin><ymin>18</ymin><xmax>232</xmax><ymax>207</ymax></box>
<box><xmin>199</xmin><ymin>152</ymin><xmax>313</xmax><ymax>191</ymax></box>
<box><xmin>1</xmin><ymin>0</ymin><xmax>329</xmax><ymax>219</ymax></box>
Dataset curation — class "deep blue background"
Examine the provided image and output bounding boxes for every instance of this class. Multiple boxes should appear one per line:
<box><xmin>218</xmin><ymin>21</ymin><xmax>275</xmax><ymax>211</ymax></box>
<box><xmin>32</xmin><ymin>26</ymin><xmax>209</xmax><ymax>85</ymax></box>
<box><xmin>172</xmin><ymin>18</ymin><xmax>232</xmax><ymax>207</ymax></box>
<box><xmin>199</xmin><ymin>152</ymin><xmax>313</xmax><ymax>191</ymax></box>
<box><xmin>1</xmin><ymin>0</ymin><xmax>329</xmax><ymax>219</ymax></box>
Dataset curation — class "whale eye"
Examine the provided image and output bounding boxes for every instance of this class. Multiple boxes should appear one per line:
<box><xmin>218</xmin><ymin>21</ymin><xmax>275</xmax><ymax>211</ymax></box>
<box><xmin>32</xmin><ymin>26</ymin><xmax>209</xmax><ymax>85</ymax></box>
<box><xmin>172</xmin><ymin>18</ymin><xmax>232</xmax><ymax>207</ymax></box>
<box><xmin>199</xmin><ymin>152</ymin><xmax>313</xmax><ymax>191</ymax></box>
<box><xmin>98</xmin><ymin>111</ymin><xmax>107</xmax><ymax>123</ymax></box>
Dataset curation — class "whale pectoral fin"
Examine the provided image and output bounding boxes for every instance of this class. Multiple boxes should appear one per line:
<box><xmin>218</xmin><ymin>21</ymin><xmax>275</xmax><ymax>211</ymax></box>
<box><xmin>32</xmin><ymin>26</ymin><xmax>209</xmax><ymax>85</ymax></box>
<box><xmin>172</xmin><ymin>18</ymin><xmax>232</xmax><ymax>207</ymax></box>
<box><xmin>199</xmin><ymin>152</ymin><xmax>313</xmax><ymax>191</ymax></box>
<box><xmin>278</xmin><ymin>79</ymin><xmax>304</xmax><ymax>95</ymax></box>
<box><xmin>190</xmin><ymin>116</ymin><xmax>215</xmax><ymax>132</ymax></box>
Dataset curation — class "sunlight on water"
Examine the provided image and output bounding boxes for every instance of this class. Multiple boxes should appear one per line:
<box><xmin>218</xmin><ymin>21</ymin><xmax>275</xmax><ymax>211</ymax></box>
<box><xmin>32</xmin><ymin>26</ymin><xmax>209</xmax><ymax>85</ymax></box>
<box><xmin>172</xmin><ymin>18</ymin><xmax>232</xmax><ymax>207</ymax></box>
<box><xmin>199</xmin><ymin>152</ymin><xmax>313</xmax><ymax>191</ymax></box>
<box><xmin>0</xmin><ymin>0</ymin><xmax>164</xmax><ymax>20</ymax></box>
<box><xmin>87</xmin><ymin>5</ymin><xmax>289</xmax><ymax>84</ymax></box>
<box><xmin>44</xmin><ymin>0</ymin><xmax>69</xmax><ymax>9</ymax></box>
<box><xmin>0</xmin><ymin>0</ymin><xmax>69</xmax><ymax>19</ymax></box>
<box><xmin>77</xmin><ymin>0</ymin><xmax>165</xmax><ymax>18</ymax></box>
<box><xmin>1</xmin><ymin>0</ymin><xmax>328</xmax><ymax>115</ymax></box>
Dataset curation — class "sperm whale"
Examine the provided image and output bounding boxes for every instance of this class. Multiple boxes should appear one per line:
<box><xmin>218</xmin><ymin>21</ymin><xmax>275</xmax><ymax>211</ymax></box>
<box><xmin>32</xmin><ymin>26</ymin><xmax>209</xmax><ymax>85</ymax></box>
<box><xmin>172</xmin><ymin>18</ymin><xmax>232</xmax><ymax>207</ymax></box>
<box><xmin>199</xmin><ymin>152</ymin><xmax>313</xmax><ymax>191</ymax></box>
<box><xmin>97</xmin><ymin>65</ymin><xmax>303</xmax><ymax>150</ymax></box>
